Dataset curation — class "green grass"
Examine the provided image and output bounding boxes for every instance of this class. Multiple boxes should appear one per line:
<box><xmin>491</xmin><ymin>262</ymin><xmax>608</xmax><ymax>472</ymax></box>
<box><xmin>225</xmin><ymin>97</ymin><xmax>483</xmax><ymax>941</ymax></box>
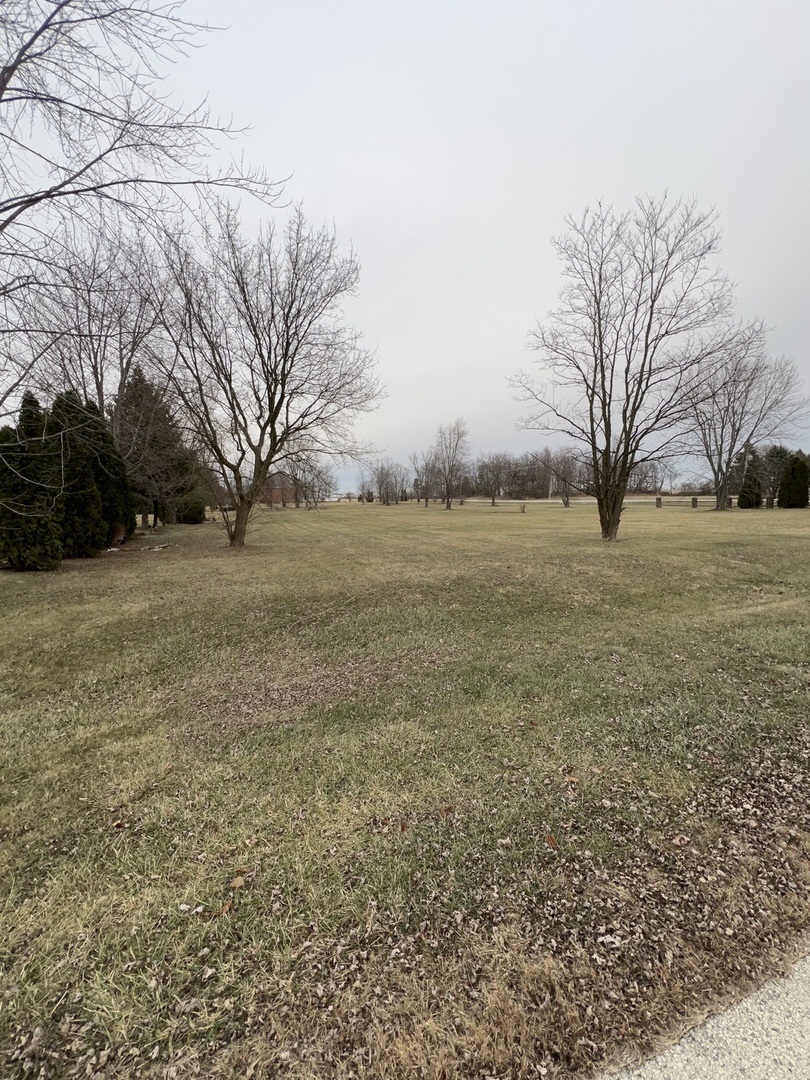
<box><xmin>2</xmin><ymin>501</ymin><xmax>810</xmax><ymax>1078</ymax></box>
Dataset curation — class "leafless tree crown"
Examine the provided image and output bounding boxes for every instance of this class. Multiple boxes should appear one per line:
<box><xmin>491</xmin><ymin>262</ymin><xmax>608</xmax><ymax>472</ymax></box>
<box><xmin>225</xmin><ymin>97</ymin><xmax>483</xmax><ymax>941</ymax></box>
<box><xmin>514</xmin><ymin>194</ymin><xmax>739</xmax><ymax>538</ymax></box>
<box><xmin>159</xmin><ymin>205</ymin><xmax>382</xmax><ymax>546</ymax></box>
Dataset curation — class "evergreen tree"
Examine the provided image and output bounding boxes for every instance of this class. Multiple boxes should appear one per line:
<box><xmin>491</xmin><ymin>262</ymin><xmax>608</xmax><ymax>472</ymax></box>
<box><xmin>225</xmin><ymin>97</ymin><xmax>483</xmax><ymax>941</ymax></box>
<box><xmin>0</xmin><ymin>394</ymin><xmax>63</xmax><ymax>570</ymax></box>
<box><xmin>738</xmin><ymin>450</ymin><xmax>763</xmax><ymax>509</ymax></box>
<box><xmin>176</xmin><ymin>487</ymin><xmax>208</xmax><ymax>524</ymax></box>
<box><xmin>112</xmin><ymin>367</ymin><xmax>205</xmax><ymax>525</ymax></box>
<box><xmin>759</xmin><ymin>445</ymin><xmax>793</xmax><ymax>502</ymax></box>
<box><xmin>777</xmin><ymin>456</ymin><xmax>809</xmax><ymax>509</ymax></box>
<box><xmin>83</xmin><ymin>401</ymin><xmax>136</xmax><ymax>543</ymax></box>
<box><xmin>50</xmin><ymin>392</ymin><xmax>107</xmax><ymax>556</ymax></box>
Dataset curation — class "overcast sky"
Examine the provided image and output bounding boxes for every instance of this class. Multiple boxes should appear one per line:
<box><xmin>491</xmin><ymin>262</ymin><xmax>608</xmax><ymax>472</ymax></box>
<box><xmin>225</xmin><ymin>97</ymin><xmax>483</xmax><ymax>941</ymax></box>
<box><xmin>181</xmin><ymin>0</ymin><xmax>809</xmax><ymax>480</ymax></box>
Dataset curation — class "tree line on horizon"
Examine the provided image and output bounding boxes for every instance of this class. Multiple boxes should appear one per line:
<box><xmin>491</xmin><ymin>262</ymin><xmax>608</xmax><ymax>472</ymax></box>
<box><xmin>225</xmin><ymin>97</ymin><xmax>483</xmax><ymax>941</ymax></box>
<box><xmin>353</xmin><ymin>434</ymin><xmax>809</xmax><ymax>512</ymax></box>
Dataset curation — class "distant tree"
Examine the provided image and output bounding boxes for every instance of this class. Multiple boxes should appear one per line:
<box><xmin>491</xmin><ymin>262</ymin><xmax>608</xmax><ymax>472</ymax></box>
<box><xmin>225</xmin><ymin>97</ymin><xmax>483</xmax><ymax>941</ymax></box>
<box><xmin>370</xmin><ymin>458</ymin><xmax>394</xmax><ymax>505</ymax></box>
<box><xmin>627</xmin><ymin>460</ymin><xmax>665</xmax><ymax>495</ymax></box>
<box><xmin>523</xmin><ymin>451</ymin><xmax>553</xmax><ymax>499</ymax></box>
<box><xmin>282</xmin><ymin>451</ymin><xmax>336</xmax><ymax>509</ymax></box>
<box><xmin>433</xmin><ymin>419</ymin><xmax>471</xmax><ymax>510</ymax></box>
<box><xmin>758</xmin><ymin>444</ymin><xmax>794</xmax><ymax>502</ymax></box>
<box><xmin>0</xmin><ymin>393</ymin><xmax>63</xmax><ymax>570</ymax></box>
<box><xmin>410</xmin><ymin>448</ymin><xmax>440</xmax><ymax>507</ymax></box>
<box><xmin>684</xmin><ymin>322</ymin><xmax>807</xmax><ymax>510</ymax></box>
<box><xmin>777</xmin><ymin>456</ymin><xmax>809</xmax><ymax>509</ymax></box>
<box><xmin>547</xmin><ymin>447</ymin><xmax>587</xmax><ymax>507</ymax></box>
<box><xmin>368</xmin><ymin>457</ymin><xmax>409</xmax><ymax>505</ymax></box>
<box><xmin>515</xmin><ymin>195</ymin><xmax>740</xmax><ymax>540</ymax></box>
<box><xmin>476</xmin><ymin>451</ymin><xmax>512</xmax><ymax>506</ymax></box>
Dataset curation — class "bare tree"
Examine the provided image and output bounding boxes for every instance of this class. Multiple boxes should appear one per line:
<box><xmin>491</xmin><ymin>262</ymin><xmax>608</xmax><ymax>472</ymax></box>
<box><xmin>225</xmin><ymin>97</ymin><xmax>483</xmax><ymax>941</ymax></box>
<box><xmin>546</xmin><ymin>446</ymin><xmax>586</xmax><ymax>507</ymax></box>
<box><xmin>514</xmin><ymin>195</ymin><xmax>737</xmax><ymax>540</ymax></box>
<box><xmin>683</xmin><ymin>323</ymin><xmax>807</xmax><ymax>509</ymax></box>
<box><xmin>626</xmin><ymin>459</ymin><xmax>665</xmax><ymax>494</ymax></box>
<box><xmin>433</xmin><ymin>418</ymin><xmax>471</xmax><ymax>510</ymax></box>
<box><xmin>476</xmin><ymin>451</ymin><xmax>512</xmax><ymax>506</ymax></box>
<box><xmin>369</xmin><ymin>456</ymin><xmax>408</xmax><ymax>505</ymax></box>
<box><xmin>158</xmin><ymin>205</ymin><xmax>381</xmax><ymax>547</ymax></box>
<box><xmin>280</xmin><ymin>446</ymin><xmax>337</xmax><ymax>509</ymax></box>
<box><xmin>1</xmin><ymin>283</ymin><xmax>53</xmax><ymax>421</ymax></box>
<box><xmin>410</xmin><ymin>448</ymin><xmax>439</xmax><ymax>507</ymax></box>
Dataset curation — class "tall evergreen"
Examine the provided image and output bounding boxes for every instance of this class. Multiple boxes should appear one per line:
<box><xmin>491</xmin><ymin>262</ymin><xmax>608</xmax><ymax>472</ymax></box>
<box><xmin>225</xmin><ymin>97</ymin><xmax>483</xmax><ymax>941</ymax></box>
<box><xmin>0</xmin><ymin>394</ymin><xmax>63</xmax><ymax>570</ymax></box>
<box><xmin>759</xmin><ymin>445</ymin><xmax>793</xmax><ymax>501</ymax></box>
<box><xmin>50</xmin><ymin>391</ymin><xmax>107</xmax><ymax>556</ymax></box>
<box><xmin>112</xmin><ymin>367</ymin><xmax>203</xmax><ymax>524</ymax></box>
<box><xmin>83</xmin><ymin>400</ymin><xmax>136</xmax><ymax>543</ymax></box>
<box><xmin>777</xmin><ymin>456</ymin><xmax>809</xmax><ymax>509</ymax></box>
<box><xmin>738</xmin><ymin>450</ymin><xmax>763</xmax><ymax>509</ymax></box>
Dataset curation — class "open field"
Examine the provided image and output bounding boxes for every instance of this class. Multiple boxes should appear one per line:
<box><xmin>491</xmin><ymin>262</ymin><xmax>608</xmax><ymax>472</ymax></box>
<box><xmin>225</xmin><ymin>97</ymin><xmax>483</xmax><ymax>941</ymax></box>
<box><xmin>2</xmin><ymin>501</ymin><xmax>810</xmax><ymax>1079</ymax></box>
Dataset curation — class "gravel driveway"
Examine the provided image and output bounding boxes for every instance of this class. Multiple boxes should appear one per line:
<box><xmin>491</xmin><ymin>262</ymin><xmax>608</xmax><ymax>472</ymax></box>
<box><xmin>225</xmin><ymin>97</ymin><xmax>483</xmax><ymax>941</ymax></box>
<box><xmin>606</xmin><ymin>952</ymin><xmax>810</xmax><ymax>1079</ymax></box>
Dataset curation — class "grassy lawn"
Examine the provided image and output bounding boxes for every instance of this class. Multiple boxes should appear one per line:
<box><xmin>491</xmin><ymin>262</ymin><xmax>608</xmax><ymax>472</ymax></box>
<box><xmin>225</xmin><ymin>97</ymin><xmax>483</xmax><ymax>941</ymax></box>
<box><xmin>2</xmin><ymin>501</ymin><xmax>809</xmax><ymax>1078</ymax></box>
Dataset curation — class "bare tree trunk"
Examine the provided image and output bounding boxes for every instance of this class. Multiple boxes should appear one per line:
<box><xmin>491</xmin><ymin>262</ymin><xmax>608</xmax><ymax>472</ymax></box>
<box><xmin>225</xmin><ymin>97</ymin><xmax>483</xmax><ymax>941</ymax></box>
<box><xmin>597</xmin><ymin>487</ymin><xmax>625</xmax><ymax>541</ymax></box>
<box><xmin>230</xmin><ymin>500</ymin><xmax>253</xmax><ymax>548</ymax></box>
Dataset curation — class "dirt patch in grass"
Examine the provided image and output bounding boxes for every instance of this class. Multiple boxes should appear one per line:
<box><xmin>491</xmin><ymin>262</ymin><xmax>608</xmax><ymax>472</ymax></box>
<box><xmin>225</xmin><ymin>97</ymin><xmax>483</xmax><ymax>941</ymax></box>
<box><xmin>181</xmin><ymin>648</ymin><xmax>448</xmax><ymax>732</ymax></box>
<box><xmin>196</xmin><ymin>657</ymin><xmax>384</xmax><ymax>729</ymax></box>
